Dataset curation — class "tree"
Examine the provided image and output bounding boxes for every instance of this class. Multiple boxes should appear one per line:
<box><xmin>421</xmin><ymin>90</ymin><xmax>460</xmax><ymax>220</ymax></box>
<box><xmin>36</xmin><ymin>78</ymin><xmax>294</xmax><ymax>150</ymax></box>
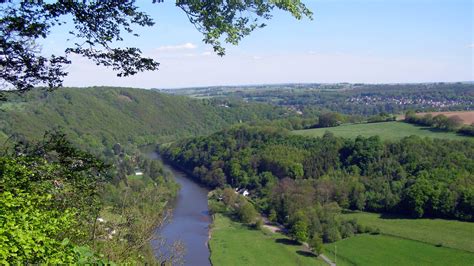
<box><xmin>445</xmin><ymin>115</ymin><xmax>463</xmax><ymax>130</ymax></box>
<box><xmin>404</xmin><ymin>177</ymin><xmax>434</xmax><ymax>218</ymax></box>
<box><xmin>237</xmin><ymin>201</ymin><xmax>257</xmax><ymax>224</ymax></box>
<box><xmin>308</xmin><ymin>235</ymin><xmax>323</xmax><ymax>255</ymax></box>
<box><xmin>317</xmin><ymin>112</ymin><xmax>340</xmax><ymax>128</ymax></box>
<box><xmin>432</xmin><ymin>114</ymin><xmax>449</xmax><ymax>129</ymax></box>
<box><xmin>222</xmin><ymin>187</ymin><xmax>238</xmax><ymax>207</ymax></box>
<box><xmin>268</xmin><ymin>209</ymin><xmax>278</xmax><ymax>223</ymax></box>
<box><xmin>291</xmin><ymin>219</ymin><xmax>309</xmax><ymax>243</ymax></box>
<box><xmin>1</xmin><ymin>1</ymin><xmax>312</xmax><ymax>93</ymax></box>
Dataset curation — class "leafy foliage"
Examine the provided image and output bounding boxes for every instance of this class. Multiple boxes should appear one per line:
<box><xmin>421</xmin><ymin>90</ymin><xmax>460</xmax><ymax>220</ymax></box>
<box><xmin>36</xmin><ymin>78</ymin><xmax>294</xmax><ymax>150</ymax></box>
<box><xmin>0</xmin><ymin>190</ymin><xmax>77</xmax><ymax>264</ymax></box>
<box><xmin>0</xmin><ymin>133</ymin><xmax>110</xmax><ymax>263</ymax></box>
<box><xmin>177</xmin><ymin>0</ymin><xmax>312</xmax><ymax>55</ymax></box>
<box><xmin>0</xmin><ymin>1</ymin><xmax>311</xmax><ymax>92</ymax></box>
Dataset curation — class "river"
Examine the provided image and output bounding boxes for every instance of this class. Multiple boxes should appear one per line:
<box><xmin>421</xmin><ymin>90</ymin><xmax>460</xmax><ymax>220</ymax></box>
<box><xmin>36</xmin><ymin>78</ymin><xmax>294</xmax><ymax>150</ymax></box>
<box><xmin>147</xmin><ymin>151</ymin><xmax>211</xmax><ymax>266</ymax></box>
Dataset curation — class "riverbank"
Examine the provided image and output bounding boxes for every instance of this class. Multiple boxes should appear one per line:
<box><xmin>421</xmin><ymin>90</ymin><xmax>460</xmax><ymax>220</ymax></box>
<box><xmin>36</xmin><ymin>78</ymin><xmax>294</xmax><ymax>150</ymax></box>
<box><xmin>147</xmin><ymin>151</ymin><xmax>212</xmax><ymax>266</ymax></box>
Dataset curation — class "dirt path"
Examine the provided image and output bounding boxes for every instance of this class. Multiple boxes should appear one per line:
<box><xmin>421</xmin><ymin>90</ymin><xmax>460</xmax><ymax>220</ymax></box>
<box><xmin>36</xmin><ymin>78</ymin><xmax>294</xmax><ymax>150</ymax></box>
<box><xmin>262</xmin><ymin>217</ymin><xmax>285</xmax><ymax>233</ymax></box>
<box><xmin>262</xmin><ymin>216</ymin><xmax>336</xmax><ymax>266</ymax></box>
<box><xmin>320</xmin><ymin>254</ymin><xmax>336</xmax><ymax>266</ymax></box>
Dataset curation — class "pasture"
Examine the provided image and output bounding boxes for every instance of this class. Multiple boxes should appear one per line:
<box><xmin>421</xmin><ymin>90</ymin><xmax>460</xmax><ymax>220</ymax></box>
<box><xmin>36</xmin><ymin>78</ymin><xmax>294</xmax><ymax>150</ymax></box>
<box><xmin>292</xmin><ymin>121</ymin><xmax>471</xmax><ymax>140</ymax></box>
<box><xmin>324</xmin><ymin>234</ymin><xmax>474</xmax><ymax>266</ymax></box>
<box><xmin>341</xmin><ymin>211</ymin><xmax>474</xmax><ymax>252</ymax></box>
<box><xmin>209</xmin><ymin>214</ymin><xmax>325</xmax><ymax>266</ymax></box>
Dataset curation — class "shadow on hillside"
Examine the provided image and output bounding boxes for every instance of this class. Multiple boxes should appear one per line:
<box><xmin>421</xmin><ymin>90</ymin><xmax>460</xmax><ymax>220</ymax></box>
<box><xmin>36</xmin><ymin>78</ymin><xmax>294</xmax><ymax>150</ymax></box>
<box><xmin>418</xmin><ymin>126</ymin><xmax>467</xmax><ymax>137</ymax></box>
<box><xmin>275</xmin><ymin>238</ymin><xmax>300</xmax><ymax>246</ymax></box>
<box><xmin>296</xmin><ymin>250</ymin><xmax>317</xmax><ymax>258</ymax></box>
<box><xmin>418</xmin><ymin>127</ymin><xmax>451</xmax><ymax>133</ymax></box>
<box><xmin>379</xmin><ymin>212</ymin><xmax>416</xmax><ymax>220</ymax></box>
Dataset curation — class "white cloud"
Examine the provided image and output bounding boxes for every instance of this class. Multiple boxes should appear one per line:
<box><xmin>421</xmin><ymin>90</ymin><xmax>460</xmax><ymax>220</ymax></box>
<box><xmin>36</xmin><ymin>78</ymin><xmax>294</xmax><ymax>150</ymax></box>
<box><xmin>155</xmin><ymin>42</ymin><xmax>197</xmax><ymax>51</ymax></box>
<box><xmin>468</xmin><ymin>43</ymin><xmax>474</xmax><ymax>48</ymax></box>
<box><xmin>201</xmin><ymin>51</ymin><xmax>212</xmax><ymax>56</ymax></box>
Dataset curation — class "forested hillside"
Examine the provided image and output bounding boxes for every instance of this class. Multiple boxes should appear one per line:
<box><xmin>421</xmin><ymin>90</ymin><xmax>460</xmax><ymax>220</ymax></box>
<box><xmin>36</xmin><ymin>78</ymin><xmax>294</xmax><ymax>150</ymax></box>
<box><xmin>0</xmin><ymin>87</ymin><xmax>290</xmax><ymax>153</ymax></box>
<box><xmin>162</xmin><ymin>126</ymin><xmax>474</xmax><ymax>247</ymax></box>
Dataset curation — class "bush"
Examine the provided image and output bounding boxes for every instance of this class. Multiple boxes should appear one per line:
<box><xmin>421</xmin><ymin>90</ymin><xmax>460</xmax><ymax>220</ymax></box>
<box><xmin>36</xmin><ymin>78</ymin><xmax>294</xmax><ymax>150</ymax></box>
<box><xmin>254</xmin><ymin>218</ymin><xmax>264</xmax><ymax>230</ymax></box>
<box><xmin>308</xmin><ymin>235</ymin><xmax>324</xmax><ymax>255</ymax></box>
<box><xmin>237</xmin><ymin>202</ymin><xmax>258</xmax><ymax>224</ymax></box>
<box><xmin>209</xmin><ymin>200</ymin><xmax>226</xmax><ymax>215</ymax></box>
<box><xmin>323</xmin><ymin>226</ymin><xmax>341</xmax><ymax>243</ymax></box>
<box><xmin>370</xmin><ymin>228</ymin><xmax>381</xmax><ymax>235</ymax></box>
<box><xmin>458</xmin><ymin>125</ymin><xmax>474</xmax><ymax>136</ymax></box>
<box><xmin>268</xmin><ymin>209</ymin><xmax>278</xmax><ymax>223</ymax></box>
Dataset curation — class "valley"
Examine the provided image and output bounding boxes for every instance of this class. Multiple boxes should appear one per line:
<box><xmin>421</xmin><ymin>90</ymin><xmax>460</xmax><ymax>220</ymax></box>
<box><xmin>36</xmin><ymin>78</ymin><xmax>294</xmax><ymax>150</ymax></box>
<box><xmin>1</xmin><ymin>85</ymin><xmax>473</xmax><ymax>265</ymax></box>
<box><xmin>1</xmin><ymin>1</ymin><xmax>472</xmax><ymax>265</ymax></box>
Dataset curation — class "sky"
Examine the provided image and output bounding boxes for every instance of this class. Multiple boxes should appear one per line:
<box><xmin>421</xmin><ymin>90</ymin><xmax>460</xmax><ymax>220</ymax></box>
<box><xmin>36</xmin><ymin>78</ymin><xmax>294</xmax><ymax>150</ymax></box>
<box><xmin>43</xmin><ymin>0</ymin><xmax>473</xmax><ymax>89</ymax></box>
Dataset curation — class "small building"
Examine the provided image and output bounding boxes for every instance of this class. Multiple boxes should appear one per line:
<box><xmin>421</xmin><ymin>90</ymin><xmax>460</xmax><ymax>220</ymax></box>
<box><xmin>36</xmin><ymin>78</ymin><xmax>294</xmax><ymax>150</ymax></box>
<box><xmin>135</xmin><ymin>170</ymin><xmax>143</xmax><ymax>176</ymax></box>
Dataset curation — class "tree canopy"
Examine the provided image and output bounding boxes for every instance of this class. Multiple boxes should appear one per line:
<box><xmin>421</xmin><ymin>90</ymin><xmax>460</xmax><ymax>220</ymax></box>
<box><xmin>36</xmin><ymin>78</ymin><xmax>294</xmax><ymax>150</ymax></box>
<box><xmin>0</xmin><ymin>0</ymin><xmax>312</xmax><ymax>93</ymax></box>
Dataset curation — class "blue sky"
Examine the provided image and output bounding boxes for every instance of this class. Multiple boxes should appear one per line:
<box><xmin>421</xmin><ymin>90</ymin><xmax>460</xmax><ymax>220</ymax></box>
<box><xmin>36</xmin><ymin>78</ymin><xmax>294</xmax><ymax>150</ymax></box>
<box><xmin>46</xmin><ymin>0</ymin><xmax>473</xmax><ymax>88</ymax></box>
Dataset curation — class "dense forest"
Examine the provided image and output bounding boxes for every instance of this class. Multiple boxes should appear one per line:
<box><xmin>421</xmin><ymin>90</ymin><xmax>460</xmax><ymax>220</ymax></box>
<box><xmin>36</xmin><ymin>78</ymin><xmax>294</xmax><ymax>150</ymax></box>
<box><xmin>0</xmin><ymin>87</ymin><xmax>293</xmax><ymax>155</ymax></box>
<box><xmin>162</xmin><ymin>126</ymin><xmax>473</xmax><ymax>245</ymax></box>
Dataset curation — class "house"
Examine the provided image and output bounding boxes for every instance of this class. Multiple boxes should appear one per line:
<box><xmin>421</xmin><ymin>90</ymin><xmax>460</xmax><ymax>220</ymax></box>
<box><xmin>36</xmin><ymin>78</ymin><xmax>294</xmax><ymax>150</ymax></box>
<box><xmin>135</xmin><ymin>170</ymin><xmax>143</xmax><ymax>176</ymax></box>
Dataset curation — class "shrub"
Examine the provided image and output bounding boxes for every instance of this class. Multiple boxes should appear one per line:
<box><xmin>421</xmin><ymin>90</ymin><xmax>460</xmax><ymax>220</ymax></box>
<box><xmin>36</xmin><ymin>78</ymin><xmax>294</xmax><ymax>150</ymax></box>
<box><xmin>254</xmin><ymin>218</ymin><xmax>264</xmax><ymax>230</ymax></box>
<box><xmin>308</xmin><ymin>235</ymin><xmax>324</xmax><ymax>255</ymax></box>
<box><xmin>237</xmin><ymin>202</ymin><xmax>258</xmax><ymax>224</ymax></box>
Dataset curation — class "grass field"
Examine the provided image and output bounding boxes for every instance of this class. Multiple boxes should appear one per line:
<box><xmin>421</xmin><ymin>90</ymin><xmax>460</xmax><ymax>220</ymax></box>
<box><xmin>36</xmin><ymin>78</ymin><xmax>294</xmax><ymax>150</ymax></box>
<box><xmin>292</xmin><ymin>121</ymin><xmax>471</xmax><ymax>140</ymax></box>
<box><xmin>342</xmin><ymin>211</ymin><xmax>474</xmax><ymax>253</ymax></box>
<box><xmin>324</xmin><ymin>234</ymin><xmax>474</xmax><ymax>266</ymax></box>
<box><xmin>127</xmin><ymin>174</ymin><xmax>143</xmax><ymax>180</ymax></box>
<box><xmin>209</xmin><ymin>214</ymin><xmax>326</xmax><ymax>266</ymax></box>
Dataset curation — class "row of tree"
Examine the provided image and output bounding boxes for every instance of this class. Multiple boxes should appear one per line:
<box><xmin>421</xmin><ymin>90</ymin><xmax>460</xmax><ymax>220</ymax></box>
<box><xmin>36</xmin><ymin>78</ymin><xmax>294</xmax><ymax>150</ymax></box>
<box><xmin>405</xmin><ymin>111</ymin><xmax>474</xmax><ymax>136</ymax></box>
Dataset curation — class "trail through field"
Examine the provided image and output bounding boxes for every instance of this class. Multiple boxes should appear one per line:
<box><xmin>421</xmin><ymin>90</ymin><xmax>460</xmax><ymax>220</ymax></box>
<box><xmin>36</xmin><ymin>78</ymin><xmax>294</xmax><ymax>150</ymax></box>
<box><xmin>318</xmin><ymin>254</ymin><xmax>336</xmax><ymax>266</ymax></box>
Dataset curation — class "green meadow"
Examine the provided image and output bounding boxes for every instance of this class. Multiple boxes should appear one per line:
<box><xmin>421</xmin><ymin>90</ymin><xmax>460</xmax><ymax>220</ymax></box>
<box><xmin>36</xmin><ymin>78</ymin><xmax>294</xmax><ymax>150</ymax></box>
<box><xmin>342</xmin><ymin>211</ymin><xmax>474</xmax><ymax>252</ymax></box>
<box><xmin>292</xmin><ymin>121</ymin><xmax>471</xmax><ymax>141</ymax></box>
<box><xmin>209</xmin><ymin>214</ymin><xmax>326</xmax><ymax>266</ymax></box>
<box><xmin>324</xmin><ymin>234</ymin><xmax>474</xmax><ymax>266</ymax></box>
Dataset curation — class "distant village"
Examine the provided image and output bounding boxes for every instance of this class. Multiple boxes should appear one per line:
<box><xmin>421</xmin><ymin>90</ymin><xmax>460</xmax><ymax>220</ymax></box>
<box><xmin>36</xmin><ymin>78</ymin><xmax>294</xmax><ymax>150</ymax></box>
<box><xmin>346</xmin><ymin>96</ymin><xmax>473</xmax><ymax>109</ymax></box>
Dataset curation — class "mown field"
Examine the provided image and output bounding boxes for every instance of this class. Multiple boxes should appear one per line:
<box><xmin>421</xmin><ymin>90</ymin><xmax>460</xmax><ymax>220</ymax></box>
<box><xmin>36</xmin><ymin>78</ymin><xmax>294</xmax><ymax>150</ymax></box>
<box><xmin>341</xmin><ymin>211</ymin><xmax>474</xmax><ymax>252</ymax></box>
<box><xmin>292</xmin><ymin>121</ymin><xmax>471</xmax><ymax>140</ymax></box>
<box><xmin>324</xmin><ymin>234</ymin><xmax>474</xmax><ymax>266</ymax></box>
<box><xmin>209</xmin><ymin>214</ymin><xmax>325</xmax><ymax>266</ymax></box>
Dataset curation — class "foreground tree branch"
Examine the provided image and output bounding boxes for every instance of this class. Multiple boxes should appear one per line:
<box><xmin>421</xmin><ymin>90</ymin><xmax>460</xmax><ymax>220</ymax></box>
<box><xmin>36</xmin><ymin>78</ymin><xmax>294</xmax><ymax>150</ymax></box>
<box><xmin>0</xmin><ymin>0</ymin><xmax>312</xmax><ymax>94</ymax></box>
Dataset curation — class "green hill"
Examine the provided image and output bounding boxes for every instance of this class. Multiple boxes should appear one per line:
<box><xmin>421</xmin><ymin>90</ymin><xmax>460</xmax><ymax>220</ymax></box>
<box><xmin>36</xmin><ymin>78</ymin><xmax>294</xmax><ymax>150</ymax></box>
<box><xmin>0</xmin><ymin>87</ymin><xmax>289</xmax><ymax>153</ymax></box>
